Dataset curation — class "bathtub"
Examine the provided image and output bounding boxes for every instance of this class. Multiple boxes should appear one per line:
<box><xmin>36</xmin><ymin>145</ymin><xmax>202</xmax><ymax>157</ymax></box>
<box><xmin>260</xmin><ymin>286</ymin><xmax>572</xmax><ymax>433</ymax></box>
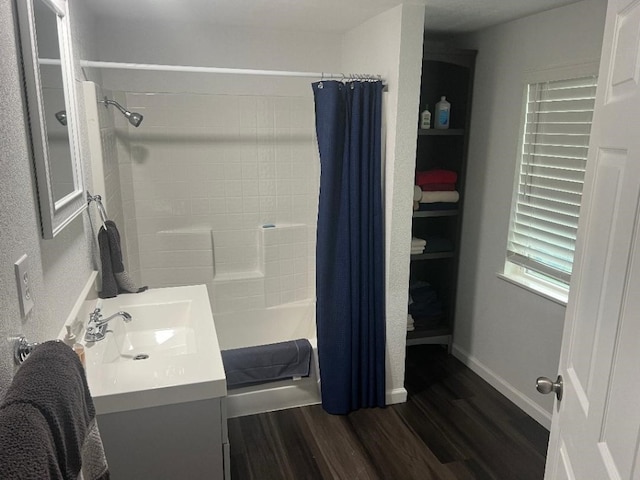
<box><xmin>213</xmin><ymin>301</ymin><xmax>321</xmax><ymax>418</ymax></box>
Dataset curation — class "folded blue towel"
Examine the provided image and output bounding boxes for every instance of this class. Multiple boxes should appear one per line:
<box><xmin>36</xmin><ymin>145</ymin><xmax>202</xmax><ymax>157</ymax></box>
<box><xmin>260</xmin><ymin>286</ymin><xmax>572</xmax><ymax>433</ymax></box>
<box><xmin>409</xmin><ymin>301</ymin><xmax>444</xmax><ymax>318</ymax></box>
<box><xmin>418</xmin><ymin>202</ymin><xmax>458</xmax><ymax>211</ymax></box>
<box><xmin>410</xmin><ymin>281</ymin><xmax>438</xmax><ymax>304</ymax></box>
<box><xmin>221</xmin><ymin>339</ymin><xmax>312</xmax><ymax>388</ymax></box>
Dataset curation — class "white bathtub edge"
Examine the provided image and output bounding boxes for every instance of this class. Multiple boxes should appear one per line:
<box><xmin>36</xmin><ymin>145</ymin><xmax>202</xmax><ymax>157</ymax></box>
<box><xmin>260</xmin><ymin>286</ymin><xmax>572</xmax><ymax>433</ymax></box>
<box><xmin>225</xmin><ymin>382</ymin><xmax>321</xmax><ymax>418</ymax></box>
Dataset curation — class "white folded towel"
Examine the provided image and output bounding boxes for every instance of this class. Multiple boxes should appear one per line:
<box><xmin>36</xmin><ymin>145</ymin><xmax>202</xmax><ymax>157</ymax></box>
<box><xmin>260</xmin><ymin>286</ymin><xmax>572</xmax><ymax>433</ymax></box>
<box><xmin>420</xmin><ymin>190</ymin><xmax>460</xmax><ymax>203</ymax></box>
<box><xmin>411</xmin><ymin>237</ymin><xmax>427</xmax><ymax>247</ymax></box>
<box><xmin>411</xmin><ymin>249</ymin><xmax>424</xmax><ymax>255</ymax></box>
<box><xmin>413</xmin><ymin>185</ymin><xmax>422</xmax><ymax>201</ymax></box>
<box><xmin>407</xmin><ymin>314</ymin><xmax>415</xmax><ymax>331</ymax></box>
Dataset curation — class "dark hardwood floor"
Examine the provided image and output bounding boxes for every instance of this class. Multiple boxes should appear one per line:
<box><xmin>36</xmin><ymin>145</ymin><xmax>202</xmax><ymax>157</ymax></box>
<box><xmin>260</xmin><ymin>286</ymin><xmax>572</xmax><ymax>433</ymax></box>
<box><xmin>228</xmin><ymin>345</ymin><xmax>549</xmax><ymax>479</ymax></box>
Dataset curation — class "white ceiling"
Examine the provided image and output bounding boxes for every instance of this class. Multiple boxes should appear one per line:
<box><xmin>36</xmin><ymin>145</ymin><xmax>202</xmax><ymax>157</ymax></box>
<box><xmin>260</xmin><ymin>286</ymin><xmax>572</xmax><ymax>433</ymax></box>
<box><xmin>86</xmin><ymin>0</ymin><xmax>583</xmax><ymax>34</ymax></box>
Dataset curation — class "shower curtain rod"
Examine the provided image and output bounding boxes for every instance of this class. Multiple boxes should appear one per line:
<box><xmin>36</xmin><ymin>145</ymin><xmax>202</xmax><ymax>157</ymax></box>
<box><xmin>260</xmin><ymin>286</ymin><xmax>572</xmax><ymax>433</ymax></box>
<box><xmin>39</xmin><ymin>58</ymin><xmax>387</xmax><ymax>87</ymax></box>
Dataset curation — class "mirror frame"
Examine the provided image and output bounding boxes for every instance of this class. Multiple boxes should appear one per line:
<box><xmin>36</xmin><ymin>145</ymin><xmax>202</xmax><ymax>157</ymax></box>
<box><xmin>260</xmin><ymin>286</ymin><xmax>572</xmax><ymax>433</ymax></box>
<box><xmin>15</xmin><ymin>0</ymin><xmax>86</xmax><ymax>239</ymax></box>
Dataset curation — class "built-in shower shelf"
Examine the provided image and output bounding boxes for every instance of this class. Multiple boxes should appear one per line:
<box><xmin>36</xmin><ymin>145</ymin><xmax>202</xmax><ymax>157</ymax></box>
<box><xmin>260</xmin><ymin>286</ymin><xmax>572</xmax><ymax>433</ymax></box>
<box><xmin>213</xmin><ymin>270</ymin><xmax>264</xmax><ymax>282</ymax></box>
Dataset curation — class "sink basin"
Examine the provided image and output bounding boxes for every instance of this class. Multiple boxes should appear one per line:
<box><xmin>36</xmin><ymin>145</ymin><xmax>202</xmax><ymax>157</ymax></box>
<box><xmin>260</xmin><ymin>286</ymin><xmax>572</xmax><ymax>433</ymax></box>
<box><xmin>66</xmin><ymin>285</ymin><xmax>226</xmax><ymax>414</ymax></box>
<box><xmin>101</xmin><ymin>301</ymin><xmax>197</xmax><ymax>364</ymax></box>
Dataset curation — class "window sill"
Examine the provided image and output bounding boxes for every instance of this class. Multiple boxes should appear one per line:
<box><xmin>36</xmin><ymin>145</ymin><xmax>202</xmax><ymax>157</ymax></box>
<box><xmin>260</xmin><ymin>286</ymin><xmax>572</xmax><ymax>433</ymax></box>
<box><xmin>497</xmin><ymin>271</ymin><xmax>568</xmax><ymax>306</ymax></box>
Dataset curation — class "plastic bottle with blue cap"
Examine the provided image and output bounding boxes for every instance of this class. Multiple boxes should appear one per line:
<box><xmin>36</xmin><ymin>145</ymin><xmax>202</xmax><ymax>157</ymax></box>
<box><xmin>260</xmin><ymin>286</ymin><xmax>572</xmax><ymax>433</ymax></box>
<box><xmin>435</xmin><ymin>96</ymin><xmax>450</xmax><ymax>129</ymax></box>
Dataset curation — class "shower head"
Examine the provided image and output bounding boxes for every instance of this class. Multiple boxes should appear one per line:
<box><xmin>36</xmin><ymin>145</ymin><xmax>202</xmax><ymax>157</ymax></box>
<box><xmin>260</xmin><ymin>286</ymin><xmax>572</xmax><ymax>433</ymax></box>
<box><xmin>99</xmin><ymin>96</ymin><xmax>144</xmax><ymax>127</ymax></box>
<box><xmin>54</xmin><ymin>110</ymin><xmax>67</xmax><ymax>126</ymax></box>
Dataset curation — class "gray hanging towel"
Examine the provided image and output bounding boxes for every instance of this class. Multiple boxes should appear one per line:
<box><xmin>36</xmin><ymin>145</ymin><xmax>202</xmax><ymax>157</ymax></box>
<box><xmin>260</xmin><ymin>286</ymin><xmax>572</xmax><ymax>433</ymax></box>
<box><xmin>221</xmin><ymin>339</ymin><xmax>312</xmax><ymax>388</ymax></box>
<box><xmin>98</xmin><ymin>225</ymin><xmax>118</xmax><ymax>298</ymax></box>
<box><xmin>0</xmin><ymin>341</ymin><xmax>110</xmax><ymax>479</ymax></box>
<box><xmin>99</xmin><ymin>220</ymin><xmax>147</xmax><ymax>298</ymax></box>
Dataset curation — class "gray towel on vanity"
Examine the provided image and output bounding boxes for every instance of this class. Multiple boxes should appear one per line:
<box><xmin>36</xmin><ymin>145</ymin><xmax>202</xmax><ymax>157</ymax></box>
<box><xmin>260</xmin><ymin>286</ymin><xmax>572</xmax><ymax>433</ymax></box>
<box><xmin>0</xmin><ymin>402</ymin><xmax>61</xmax><ymax>478</ymax></box>
<box><xmin>222</xmin><ymin>339</ymin><xmax>312</xmax><ymax>388</ymax></box>
<box><xmin>0</xmin><ymin>341</ymin><xmax>110</xmax><ymax>480</ymax></box>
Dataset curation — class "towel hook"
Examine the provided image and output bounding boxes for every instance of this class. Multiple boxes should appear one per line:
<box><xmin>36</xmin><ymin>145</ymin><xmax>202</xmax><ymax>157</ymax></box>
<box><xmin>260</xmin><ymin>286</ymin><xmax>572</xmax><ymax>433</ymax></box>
<box><xmin>86</xmin><ymin>191</ymin><xmax>108</xmax><ymax>230</ymax></box>
<box><xmin>13</xmin><ymin>336</ymin><xmax>39</xmax><ymax>365</ymax></box>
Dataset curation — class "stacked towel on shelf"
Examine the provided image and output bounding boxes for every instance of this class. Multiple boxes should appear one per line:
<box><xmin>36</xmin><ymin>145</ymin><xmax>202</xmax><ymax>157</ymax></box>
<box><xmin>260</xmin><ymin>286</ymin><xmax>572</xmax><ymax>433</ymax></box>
<box><xmin>416</xmin><ymin>169</ymin><xmax>458</xmax><ymax>186</ymax></box>
<box><xmin>414</xmin><ymin>169</ymin><xmax>460</xmax><ymax>212</ymax></box>
<box><xmin>418</xmin><ymin>202</ymin><xmax>459</xmax><ymax>212</ymax></box>
<box><xmin>411</xmin><ymin>235</ymin><xmax>454</xmax><ymax>254</ymax></box>
<box><xmin>412</xmin><ymin>186</ymin><xmax>422</xmax><ymax>211</ymax></box>
<box><xmin>420</xmin><ymin>191</ymin><xmax>460</xmax><ymax>203</ymax></box>
<box><xmin>407</xmin><ymin>314</ymin><xmax>415</xmax><ymax>332</ymax></box>
<box><xmin>0</xmin><ymin>341</ymin><xmax>110</xmax><ymax>480</ymax></box>
<box><xmin>411</xmin><ymin>237</ymin><xmax>427</xmax><ymax>255</ymax></box>
<box><xmin>413</xmin><ymin>185</ymin><xmax>422</xmax><ymax>201</ymax></box>
<box><xmin>408</xmin><ymin>281</ymin><xmax>444</xmax><ymax>328</ymax></box>
<box><xmin>423</xmin><ymin>235</ymin><xmax>454</xmax><ymax>253</ymax></box>
<box><xmin>421</xmin><ymin>183</ymin><xmax>456</xmax><ymax>191</ymax></box>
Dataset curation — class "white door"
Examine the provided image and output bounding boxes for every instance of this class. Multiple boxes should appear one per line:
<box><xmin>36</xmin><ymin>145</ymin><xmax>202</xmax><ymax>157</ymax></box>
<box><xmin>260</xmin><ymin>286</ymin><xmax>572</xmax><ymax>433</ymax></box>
<box><xmin>543</xmin><ymin>0</ymin><xmax>640</xmax><ymax>478</ymax></box>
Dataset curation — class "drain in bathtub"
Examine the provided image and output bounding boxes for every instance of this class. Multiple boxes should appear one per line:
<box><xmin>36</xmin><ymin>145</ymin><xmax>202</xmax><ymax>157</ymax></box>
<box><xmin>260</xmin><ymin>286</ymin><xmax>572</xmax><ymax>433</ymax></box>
<box><xmin>133</xmin><ymin>354</ymin><xmax>149</xmax><ymax>360</ymax></box>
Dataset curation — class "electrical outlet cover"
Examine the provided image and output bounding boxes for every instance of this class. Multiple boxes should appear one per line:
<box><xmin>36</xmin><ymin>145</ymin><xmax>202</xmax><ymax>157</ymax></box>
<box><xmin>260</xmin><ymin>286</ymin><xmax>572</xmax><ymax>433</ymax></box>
<box><xmin>15</xmin><ymin>254</ymin><xmax>34</xmax><ymax>317</ymax></box>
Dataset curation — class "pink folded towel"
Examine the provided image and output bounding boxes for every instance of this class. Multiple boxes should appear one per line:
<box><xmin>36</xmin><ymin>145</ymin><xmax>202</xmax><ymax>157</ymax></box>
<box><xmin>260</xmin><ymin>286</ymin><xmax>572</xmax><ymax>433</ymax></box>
<box><xmin>416</xmin><ymin>169</ymin><xmax>458</xmax><ymax>185</ymax></box>
<box><xmin>420</xmin><ymin>182</ymin><xmax>456</xmax><ymax>191</ymax></box>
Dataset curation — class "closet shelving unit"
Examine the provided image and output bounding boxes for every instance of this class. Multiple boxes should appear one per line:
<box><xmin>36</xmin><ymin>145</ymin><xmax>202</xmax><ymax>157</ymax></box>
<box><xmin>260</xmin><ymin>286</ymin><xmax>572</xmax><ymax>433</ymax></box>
<box><xmin>407</xmin><ymin>48</ymin><xmax>477</xmax><ymax>349</ymax></box>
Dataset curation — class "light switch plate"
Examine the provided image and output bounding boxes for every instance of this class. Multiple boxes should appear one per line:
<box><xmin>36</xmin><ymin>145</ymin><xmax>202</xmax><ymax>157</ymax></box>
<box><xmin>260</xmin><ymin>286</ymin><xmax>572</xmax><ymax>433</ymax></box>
<box><xmin>15</xmin><ymin>254</ymin><xmax>34</xmax><ymax>317</ymax></box>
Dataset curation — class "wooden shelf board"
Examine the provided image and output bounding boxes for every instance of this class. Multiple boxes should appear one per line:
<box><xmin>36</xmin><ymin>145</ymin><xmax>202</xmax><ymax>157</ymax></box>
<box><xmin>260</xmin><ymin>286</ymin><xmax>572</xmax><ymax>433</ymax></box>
<box><xmin>418</xmin><ymin>128</ymin><xmax>464</xmax><ymax>136</ymax></box>
<box><xmin>406</xmin><ymin>326</ymin><xmax>452</xmax><ymax>346</ymax></box>
<box><xmin>411</xmin><ymin>251</ymin><xmax>455</xmax><ymax>260</ymax></box>
<box><xmin>413</xmin><ymin>210</ymin><xmax>459</xmax><ymax>218</ymax></box>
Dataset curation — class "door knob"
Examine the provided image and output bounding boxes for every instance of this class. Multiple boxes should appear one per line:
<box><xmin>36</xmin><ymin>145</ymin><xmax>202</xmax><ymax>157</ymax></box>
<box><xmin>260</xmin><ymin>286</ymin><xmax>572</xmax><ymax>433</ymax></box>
<box><xmin>536</xmin><ymin>375</ymin><xmax>563</xmax><ymax>401</ymax></box>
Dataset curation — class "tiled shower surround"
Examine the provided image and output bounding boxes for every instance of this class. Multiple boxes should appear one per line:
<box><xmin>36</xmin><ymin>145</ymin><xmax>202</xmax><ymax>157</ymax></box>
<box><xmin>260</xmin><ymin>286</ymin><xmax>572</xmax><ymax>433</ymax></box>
<box><xmin>114</xmin><ymin>92</ymin><xmax>319</xmax><ymax>312</ymax></box>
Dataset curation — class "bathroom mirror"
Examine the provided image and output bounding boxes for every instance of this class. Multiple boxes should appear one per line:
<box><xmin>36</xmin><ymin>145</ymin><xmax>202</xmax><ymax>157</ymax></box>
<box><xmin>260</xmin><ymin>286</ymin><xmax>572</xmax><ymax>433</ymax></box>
<box><xmin>15</xmin><ymin>0</ymin><xmax>85</xmax><ymax>238</ymax></box>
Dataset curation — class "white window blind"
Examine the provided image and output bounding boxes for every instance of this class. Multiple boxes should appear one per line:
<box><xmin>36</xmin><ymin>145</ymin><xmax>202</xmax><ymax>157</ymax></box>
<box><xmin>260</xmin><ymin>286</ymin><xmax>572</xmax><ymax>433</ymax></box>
<box><xmin>507</xmin><ymin>75</ymin><xmax>598</xmax><ymax>285</ymax></box>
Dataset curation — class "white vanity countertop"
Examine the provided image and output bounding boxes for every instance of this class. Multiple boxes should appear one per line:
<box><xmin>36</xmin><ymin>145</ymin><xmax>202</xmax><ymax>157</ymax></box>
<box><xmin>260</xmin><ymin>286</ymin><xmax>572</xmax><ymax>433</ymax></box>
<box><xmin>61</xmin><ymin>284</ymin><xmax>227</xmax><ymax>415</ymax></box>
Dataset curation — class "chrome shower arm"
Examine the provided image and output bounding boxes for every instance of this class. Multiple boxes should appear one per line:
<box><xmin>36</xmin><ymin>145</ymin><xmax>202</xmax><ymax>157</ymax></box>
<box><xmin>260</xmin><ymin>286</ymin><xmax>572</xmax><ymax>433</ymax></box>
<box><xmin>99</xmin><ymin>96</ymin><xmax>144</xmax><ymax>127</ymax></box>
<box><xmin>100</xmin><ymin>97</ymin><xmax>128</xmax><ymax>116</ymax></box>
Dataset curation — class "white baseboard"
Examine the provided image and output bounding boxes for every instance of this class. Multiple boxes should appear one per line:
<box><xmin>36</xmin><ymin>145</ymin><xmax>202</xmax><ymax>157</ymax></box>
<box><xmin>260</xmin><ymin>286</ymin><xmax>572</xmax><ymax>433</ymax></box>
<box><xmin>451</xmin><ymin>344</ymin><xmax>551</xmax><ymax>430</ymax></box>
<box><xmin>386</xmin><ymin>387</ymin><xmax>407</xmax><ymax>405</ymax></box>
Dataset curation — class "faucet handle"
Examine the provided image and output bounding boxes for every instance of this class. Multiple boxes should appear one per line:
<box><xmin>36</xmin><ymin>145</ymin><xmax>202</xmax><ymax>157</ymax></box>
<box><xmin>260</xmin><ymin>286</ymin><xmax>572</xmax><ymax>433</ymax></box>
<box><xmin>89</xmin><ymin>307</ymin><xmax>102</xmax><ymax>322</ymax></box>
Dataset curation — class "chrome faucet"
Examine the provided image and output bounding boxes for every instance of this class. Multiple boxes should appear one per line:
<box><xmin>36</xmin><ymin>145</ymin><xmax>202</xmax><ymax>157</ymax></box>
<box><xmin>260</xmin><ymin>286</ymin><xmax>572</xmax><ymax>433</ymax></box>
<box><xmin>85</xmin><ymin>307</ymin><xmax>132</xmax><ymax>342</ymax></box>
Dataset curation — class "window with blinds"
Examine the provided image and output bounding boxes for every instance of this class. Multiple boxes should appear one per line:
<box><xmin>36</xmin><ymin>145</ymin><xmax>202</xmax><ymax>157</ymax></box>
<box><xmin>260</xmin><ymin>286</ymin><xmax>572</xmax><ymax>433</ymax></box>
<box><xmin>506</xmin><ymin>74</ymin><xmax>598</xmax><ymax>286</ymax></box>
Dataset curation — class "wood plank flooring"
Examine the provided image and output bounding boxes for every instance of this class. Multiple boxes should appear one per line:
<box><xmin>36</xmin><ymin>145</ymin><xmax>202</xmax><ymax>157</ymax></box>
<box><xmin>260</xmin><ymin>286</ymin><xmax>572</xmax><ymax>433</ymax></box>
<box><xmin>228</xmin><ymin>345</ymin><xmax>549</xmax><ymax>479</ymax></box>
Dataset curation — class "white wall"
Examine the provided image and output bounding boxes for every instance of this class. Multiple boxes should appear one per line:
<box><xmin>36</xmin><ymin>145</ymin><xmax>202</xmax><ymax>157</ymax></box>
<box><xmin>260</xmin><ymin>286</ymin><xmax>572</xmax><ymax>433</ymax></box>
<box><xmin>450</xmin><ymin>0</ymin><xmax>607</xmax><ymax>427</ymax></box>
<box><xmin>0</xmin><ymin>0</ymin><xmax>97</xmax><ymax>396</ymax></box>
<box><xmin>342</xmin><ymin>4</ymin><xmax>425</xmax><ymax>404</ymax></box>
<box><xmin>92</xmin><ymin>19</ymin><xmax>343</xmax><ymax>97</ymax></box>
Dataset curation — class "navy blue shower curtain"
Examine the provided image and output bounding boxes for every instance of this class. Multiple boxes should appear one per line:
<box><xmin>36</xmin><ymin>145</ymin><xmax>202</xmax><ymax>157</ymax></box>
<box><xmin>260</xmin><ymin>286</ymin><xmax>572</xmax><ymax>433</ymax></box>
<box><xmin>312</xmin><ymin>80</ymin><xmax>385</xmax><ymax>415</ymax></box>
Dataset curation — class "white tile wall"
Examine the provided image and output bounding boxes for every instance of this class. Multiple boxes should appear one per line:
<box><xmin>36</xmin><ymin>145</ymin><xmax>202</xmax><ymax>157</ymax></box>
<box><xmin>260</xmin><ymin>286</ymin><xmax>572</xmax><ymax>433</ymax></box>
<box><xmin>112</xmin><ymin>92</ymin><xmax>319</xmax><ymax>312</ymax></box>
<box><xmin>261</xmin><ymin>225</ymin><xmax>310</xmax><ymax>307</ymax></box>
<box><xmin>86</xmin><ymin>83</ymin><xmax>142</xmax><ymax>289</ymax></box>
<box><xmin>140</xmin><ymin>230</ymin><xmax>214</xmax><ymax>289</ymax></box>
